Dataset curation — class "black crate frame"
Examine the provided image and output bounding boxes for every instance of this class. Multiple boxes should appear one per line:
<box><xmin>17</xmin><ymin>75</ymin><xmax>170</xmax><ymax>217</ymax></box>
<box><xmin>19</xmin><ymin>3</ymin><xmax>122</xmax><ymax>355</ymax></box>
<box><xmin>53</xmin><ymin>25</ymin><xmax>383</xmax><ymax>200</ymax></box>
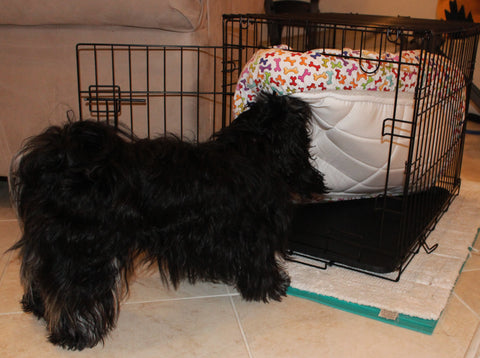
<box><xmin>221</xmin><ymin>13</ymin><xmax>480</xmax><ymax>280</ymax></box>
<box><xmin>76</xmin><ymin>13</ymin><xmax>480</xmax><ymax>281</ymax></box>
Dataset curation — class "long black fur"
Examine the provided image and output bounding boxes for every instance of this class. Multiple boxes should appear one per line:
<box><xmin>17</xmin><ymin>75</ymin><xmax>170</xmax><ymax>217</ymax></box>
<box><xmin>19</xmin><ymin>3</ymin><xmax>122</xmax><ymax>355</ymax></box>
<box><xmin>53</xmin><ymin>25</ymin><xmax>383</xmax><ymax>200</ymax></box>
<box><xmin>8</xmin><ymin>93</ymin><xmax>325</xmax><ymax>350</ymax></box>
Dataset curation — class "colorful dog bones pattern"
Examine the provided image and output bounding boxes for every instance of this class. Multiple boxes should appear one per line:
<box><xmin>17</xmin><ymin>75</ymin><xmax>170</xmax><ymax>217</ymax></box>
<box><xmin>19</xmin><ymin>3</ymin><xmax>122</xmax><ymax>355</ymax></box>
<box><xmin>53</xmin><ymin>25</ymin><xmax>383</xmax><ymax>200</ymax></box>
<box><xmin>233</xmin><ymin>47</ymin><xmax>462</xmax><ymax>118</ymax></box>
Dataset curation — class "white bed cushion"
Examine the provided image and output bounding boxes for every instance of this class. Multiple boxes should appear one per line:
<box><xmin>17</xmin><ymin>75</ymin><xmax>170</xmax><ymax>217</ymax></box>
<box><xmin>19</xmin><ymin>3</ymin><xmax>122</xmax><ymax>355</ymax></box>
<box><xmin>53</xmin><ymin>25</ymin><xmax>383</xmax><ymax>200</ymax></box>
<box><xmin>298</xmin><ymin>90</ymin><xmax>413</xmax><ymax>200</ymax></box>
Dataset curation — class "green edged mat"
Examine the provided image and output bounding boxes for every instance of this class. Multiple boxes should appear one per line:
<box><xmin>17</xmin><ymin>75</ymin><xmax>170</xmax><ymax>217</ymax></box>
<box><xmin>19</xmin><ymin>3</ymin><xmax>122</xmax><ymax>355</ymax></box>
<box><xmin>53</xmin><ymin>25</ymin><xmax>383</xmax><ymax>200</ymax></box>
<box><xmin>287</xmin><ymin>287</ymin><xmax>438</xmax><ymax>334</ymax></box>
<box><xmin>287</xmin><ymin>182</ymin><xmax>480</xmax><ymax>335</ymax></box>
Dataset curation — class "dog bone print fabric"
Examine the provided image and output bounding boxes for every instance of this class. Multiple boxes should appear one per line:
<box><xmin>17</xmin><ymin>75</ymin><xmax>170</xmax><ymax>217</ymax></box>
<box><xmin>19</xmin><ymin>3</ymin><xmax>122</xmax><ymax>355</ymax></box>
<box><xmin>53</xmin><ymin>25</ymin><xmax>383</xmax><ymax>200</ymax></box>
<box><xmin>233</xmin><ymin>47</ymin><xmax>458</xmax><ymax>118</ymax></box>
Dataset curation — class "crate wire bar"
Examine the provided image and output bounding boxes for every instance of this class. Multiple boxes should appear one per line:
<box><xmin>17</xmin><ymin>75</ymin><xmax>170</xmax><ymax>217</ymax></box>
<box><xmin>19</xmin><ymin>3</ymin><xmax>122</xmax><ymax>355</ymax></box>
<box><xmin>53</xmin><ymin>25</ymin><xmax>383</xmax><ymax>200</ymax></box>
<box><xmin>76</xmin><ymin>13</ymin><xmax>480</xmax><ymax>281</ymax></box>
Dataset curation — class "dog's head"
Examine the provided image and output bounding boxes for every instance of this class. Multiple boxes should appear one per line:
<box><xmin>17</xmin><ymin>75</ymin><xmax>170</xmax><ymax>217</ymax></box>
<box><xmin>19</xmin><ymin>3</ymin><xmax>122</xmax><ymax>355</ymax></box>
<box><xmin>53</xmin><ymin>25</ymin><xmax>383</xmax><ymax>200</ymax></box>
<box><xmin>222</xmin><ymin>92</ymin><xmax>326</xmax><ymax>198</ymax></box>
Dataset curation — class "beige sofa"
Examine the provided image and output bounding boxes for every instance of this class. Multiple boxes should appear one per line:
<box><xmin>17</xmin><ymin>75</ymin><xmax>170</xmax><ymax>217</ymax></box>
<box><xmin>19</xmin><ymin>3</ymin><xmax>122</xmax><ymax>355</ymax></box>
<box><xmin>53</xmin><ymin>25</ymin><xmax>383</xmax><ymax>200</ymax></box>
<box><xmin>0</xmin><ymin>0</ymin><xmax>264</xmax><ymax>177</ymax></box>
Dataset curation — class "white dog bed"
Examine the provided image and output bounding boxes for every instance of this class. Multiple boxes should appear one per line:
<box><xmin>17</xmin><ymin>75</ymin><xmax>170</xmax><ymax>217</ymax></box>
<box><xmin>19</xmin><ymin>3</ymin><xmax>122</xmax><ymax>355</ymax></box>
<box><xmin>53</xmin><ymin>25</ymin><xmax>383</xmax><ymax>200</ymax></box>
<box><xmin>233</xmin><ymin>48</ymin><xmax>465</xmax><ymax>200</ymax></box>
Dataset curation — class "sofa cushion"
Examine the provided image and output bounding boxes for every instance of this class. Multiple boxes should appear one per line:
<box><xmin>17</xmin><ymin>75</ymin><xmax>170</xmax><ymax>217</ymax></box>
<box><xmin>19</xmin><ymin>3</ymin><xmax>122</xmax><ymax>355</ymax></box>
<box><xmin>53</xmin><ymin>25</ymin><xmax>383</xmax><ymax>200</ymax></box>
<box><xmin>0</xmin><ymin>0</ymin><xmax>204</xmax><ymax>31</ymax></box>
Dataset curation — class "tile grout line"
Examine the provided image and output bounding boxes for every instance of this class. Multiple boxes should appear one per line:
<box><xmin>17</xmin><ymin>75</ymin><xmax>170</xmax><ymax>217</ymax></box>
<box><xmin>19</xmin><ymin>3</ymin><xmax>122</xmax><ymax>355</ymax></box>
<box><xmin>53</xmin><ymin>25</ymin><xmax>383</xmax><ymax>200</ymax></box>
<box><xmin>226</xmin><ymin>287</ymin><xmax>254</xmax><ymax>358</ymax></box>
<box><xmin>0</xmin><ymin>311</ymin><xmax>24</xmax><ymax>316</ymax></box>
<box><xmin>453</xmin><ymin>292</ymin><xmax>480</xmax><ymax>320</ymax></box>
<box><xmin>124</xmin><ymin>292</ymin><xmax>241</xmax><ymax>305</ymax></box>
<box><xmin>464</xmin><ymin>321</ymin><xmax>480</xmax><ymax>358</ymax></box>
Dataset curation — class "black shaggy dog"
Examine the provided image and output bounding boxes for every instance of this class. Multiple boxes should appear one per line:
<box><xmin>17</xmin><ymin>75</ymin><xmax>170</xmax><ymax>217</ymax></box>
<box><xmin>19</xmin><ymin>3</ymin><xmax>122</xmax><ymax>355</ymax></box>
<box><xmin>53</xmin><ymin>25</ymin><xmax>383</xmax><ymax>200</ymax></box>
<box><xmin>8</xmin><ymin>93</ymin><xmax>325</xmax><ymax>350</ymax></box>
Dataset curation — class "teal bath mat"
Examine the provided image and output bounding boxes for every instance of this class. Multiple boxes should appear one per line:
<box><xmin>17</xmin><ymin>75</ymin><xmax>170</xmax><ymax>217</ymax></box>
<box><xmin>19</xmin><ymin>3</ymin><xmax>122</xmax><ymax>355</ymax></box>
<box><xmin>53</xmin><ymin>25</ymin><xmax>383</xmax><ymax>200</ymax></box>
<box><xmin>287</xmin><ymin>181</ymin><xmax>480</xmax><ymax>335</ymax></box>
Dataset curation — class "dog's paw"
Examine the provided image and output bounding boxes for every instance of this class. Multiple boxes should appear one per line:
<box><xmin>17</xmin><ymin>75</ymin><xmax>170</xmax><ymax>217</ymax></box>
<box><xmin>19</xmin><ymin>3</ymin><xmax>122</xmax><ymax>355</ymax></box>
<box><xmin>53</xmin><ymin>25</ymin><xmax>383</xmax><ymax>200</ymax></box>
<box><xmin>47</xmin><ymin>312</ymin><xmax>110</xmax><ymax>351</ymax></box>
<box><xmin>265</xmin><ymin>269</ymin><xmax>291</xmax><ymax>302</ymax></box>
<box><xmin>48</xmin><ymin>329</ymin><xmax>101</xmax><ymax>351</ymax></box>
<box><xmin>237</xmin><ymin>268</ymin><xmax>291</xmax><ymax>303</ymax></box>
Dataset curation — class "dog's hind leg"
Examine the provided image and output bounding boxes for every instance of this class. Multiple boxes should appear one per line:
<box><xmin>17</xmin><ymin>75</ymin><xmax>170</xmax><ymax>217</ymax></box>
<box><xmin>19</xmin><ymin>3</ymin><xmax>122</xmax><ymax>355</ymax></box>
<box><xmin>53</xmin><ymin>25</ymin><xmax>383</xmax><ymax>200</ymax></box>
<box><xmin>9</xmin><ymin>120</ymin><xmax>138</xmax><ymax>350</ymax></box>
<box><xmin>14</xmin><ymin>226</ymin><xmax>131</xmax><ymax>350</ymax></box>
<box><xmin>42</xmin><ymin>250</ymin><xmax>127</xmax><ymax>350</ymax></box>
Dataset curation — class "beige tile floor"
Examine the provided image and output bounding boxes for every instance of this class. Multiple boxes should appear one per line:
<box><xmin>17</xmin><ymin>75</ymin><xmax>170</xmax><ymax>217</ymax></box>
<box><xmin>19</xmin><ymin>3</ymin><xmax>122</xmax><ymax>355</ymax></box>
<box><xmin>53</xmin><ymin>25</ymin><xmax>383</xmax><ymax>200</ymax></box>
<box><xmin>0</xmin><ymin>122</ymin><xmax>479</xmax><ymax>357</ymax></box>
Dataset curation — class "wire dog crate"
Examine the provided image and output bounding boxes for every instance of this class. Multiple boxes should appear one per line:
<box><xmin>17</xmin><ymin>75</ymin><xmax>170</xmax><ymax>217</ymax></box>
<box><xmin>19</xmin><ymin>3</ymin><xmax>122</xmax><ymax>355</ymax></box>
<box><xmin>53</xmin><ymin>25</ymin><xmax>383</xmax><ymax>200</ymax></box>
<box><xmin>76</xmin><ymin>13</ymin><xmax>480</xmax><ymax>281</ymax></box>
